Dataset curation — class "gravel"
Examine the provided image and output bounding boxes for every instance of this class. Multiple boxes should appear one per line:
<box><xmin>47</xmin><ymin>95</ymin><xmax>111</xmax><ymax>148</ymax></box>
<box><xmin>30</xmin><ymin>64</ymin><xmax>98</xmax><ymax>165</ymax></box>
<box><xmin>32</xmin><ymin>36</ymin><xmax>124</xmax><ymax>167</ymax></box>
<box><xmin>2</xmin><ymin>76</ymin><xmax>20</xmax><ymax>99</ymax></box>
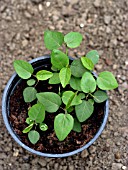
<box><xmin>0</xmin><ymin>0</ymin><xmax>127</xmax><ymax>169</ymax></box>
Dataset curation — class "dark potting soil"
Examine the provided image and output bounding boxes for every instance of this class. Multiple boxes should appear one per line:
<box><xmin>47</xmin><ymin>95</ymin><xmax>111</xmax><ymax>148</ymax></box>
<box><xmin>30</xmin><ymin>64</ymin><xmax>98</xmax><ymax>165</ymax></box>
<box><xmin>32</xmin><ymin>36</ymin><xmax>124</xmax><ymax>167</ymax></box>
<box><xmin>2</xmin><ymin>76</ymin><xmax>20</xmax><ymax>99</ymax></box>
<box><xmin>9</xmin><ymin>66</ymin><xmax>105</xmax><ymax>154</ymax></box>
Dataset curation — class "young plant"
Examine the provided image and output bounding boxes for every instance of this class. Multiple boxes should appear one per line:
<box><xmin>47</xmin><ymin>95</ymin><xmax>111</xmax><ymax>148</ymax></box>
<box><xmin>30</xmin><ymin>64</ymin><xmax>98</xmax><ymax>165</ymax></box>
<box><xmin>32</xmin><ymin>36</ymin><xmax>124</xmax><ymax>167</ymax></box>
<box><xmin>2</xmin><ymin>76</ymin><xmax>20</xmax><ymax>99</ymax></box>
<box><xmin>13</xmin><ymin>30</ymin><xmax>118</xmax><ymax>144</ymax></box>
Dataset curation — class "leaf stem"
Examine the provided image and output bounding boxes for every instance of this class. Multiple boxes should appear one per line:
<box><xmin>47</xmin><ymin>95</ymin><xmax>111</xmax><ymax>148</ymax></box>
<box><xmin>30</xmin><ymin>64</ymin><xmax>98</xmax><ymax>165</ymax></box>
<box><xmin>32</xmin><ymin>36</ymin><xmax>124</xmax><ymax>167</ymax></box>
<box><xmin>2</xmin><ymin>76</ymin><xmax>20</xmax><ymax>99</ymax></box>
<box><xmin>34</xmin><ymin>80</ymin><xmax>39</xmax><ymax>87</ymax></box>
<box><xmin>66</xmin><ymin>47</ymin><xmax>68</xmax><ymax>56</ymax></box>
<box><xmin>89</xmin><ymin>93</ymin><xmax>100</xmax><ymax>102</ymax></box>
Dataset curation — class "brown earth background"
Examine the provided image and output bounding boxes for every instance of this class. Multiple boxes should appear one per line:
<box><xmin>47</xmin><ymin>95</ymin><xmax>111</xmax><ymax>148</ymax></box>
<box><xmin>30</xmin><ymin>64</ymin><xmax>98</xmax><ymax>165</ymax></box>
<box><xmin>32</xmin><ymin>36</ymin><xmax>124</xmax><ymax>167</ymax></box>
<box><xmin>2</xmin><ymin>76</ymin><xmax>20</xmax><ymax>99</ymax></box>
<box><xmin>0</xmin><ymin>0</ymin><xmax>128</xmax><ymax>169</ymax></box>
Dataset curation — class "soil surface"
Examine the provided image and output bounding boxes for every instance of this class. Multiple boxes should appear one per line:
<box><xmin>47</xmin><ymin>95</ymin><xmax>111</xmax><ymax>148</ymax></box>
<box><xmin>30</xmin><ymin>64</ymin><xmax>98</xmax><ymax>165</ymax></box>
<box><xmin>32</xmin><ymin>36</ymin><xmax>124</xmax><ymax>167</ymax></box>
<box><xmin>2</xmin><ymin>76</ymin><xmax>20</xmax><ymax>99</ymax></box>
<box><xmin>9</xmin><ymin>64</ymin><xmax>105</xmax><ymax>154</ymax></box>
<box><xmin>0</xmin><ymin>0</ymin><xmax>128</xmax><ymax>169</ymax></box>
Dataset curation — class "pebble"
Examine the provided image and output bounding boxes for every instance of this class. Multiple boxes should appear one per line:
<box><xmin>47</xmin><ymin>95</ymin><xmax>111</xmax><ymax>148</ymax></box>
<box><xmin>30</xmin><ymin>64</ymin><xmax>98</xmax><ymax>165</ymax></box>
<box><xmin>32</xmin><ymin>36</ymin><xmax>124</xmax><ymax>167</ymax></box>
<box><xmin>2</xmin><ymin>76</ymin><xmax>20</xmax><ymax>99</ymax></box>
<box><xmin>46</xmin><ymin>2</ymin><xmax>51</xmax><ymax>7</ymax></box>
<box><xmin>54</xmin><ymin>163</ymin><xmax>59</xmax><ymax>169</ymax></box>
<box><xmin>106</xmin><ymin>26</ymin><xmax>111</xmax><ymax>33</ymax></box>
<box><xmin>66</xmin><ymin>0</ymin><xmax>79</xmax><ymax>5</ymax></box>
<box><xmin>38</xmin><ymin>159</ymin><xmax>47</xmax><ymax>167</ymax></box>
<box><xmin>81</xmin><ymin>149</ymin><xmax>89</xmax><ymax>158</ymax></box>
<box><xmin>89</xmin><ymin>146</ymin><xmax>96</xmax><ymax>153</ymax></box>
<box><xmin>93</xmin><ymin>0</ymin><xmax>101</xmax><ymax>7</ymax></box>
<box><xmin>111</xmin><ymin>38</ymin><xmax>118</xmax><ymax>46</ymax></box>
<box><xmin>13</xmin><ymin>149</ymin><xmax>19</xmax><ymax>157</ymax></box>
<box><xmin>24</xmin><ymin>11</ymin><xmax>31</xmax><ymax>19</ymax></box>
<box><xmin>22</xmin><ymin>39</ymin><xmax>28</xmax><ymax>47</ymax></box>
<box><xmin>112</xmin><ymin>163</ymin><xmax>123</xmax><ymax>170</ymax></box>
<box><xmin>104</xmin><ymin>15</ymin><xmax>111</xmax><ymax>24</ymax></box>
<box><xmin>68</xmin><ymin>165</ymin><xmax>75</xmax><ymax>170</ymax></box>
<box><xmin>115</xmin><ymin>152</ymin><xmax>121</xmax><ymax>159</ymax></box>
<box><xmin>122</xmin><ymin>166</ymin><xmax>127</xmax><ymax>170</ymax></box>
<box><xmin>22</xmin><ymin>163</ymin><xmax>30</xmax><ymax>170</ymax></box>
<box><xmin>38</xmin><ymin>4</ymin><xmax>43</xmax><ymax>11</ymax></box>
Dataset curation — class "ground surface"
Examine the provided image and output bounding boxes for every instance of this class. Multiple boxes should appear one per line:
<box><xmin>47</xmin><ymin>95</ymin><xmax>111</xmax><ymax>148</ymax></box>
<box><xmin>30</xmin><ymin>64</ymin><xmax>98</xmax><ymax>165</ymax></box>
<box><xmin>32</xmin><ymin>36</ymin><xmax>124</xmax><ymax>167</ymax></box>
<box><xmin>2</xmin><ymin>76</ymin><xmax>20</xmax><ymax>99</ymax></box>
<box><xmin>0</xmin><ymin>0</ymin><xmax>128</xmax><ymax>169</ymax></box>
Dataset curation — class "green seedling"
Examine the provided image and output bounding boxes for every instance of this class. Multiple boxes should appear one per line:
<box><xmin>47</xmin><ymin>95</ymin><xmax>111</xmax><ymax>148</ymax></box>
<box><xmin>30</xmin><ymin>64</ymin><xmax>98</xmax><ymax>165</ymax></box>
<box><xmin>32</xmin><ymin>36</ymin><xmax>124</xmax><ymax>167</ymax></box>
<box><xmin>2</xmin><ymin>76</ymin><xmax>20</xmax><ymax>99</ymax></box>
<box><xmin>13</xmin><ymin>30</ymin><xmax>118</xmax><ymax>144</ymax></box>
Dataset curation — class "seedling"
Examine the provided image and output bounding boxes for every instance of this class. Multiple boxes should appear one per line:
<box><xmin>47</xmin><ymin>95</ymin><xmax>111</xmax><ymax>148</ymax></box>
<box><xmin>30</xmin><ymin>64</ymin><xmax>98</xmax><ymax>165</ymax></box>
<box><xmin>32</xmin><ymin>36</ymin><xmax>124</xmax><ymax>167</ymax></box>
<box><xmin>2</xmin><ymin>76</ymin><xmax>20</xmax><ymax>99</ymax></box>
<box><xmin>13</xmin><ymin>30</ymin><xmax>118</xmax><ymax>144</ymax></box>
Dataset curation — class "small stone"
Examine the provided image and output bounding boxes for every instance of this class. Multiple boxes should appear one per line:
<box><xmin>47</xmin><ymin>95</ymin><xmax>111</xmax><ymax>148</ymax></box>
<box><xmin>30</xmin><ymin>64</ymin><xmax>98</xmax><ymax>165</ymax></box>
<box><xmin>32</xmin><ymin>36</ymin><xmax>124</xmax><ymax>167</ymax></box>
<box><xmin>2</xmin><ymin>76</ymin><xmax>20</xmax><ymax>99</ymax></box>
<box><xmin>115</xmin><ymin>152</ymin><xmax>121</xmax><ymax>159</ymax></box>
<box><xmin>106</xmin><ymin>27</ymin><xmax>111</xmax><ymax>33</ymax></box>
<box><xmin>63</xmin><ymin>166</ymin><xmax>68</xmax><ymax>170</ymax></box>
<box><xmin>38</xmin><ymin>159</ymin><xmax>47</xmax><ymax>167</ymax></box>
<box><xmin>111</xmin><ymin>38</ymin><xmax>118</xmax><ymax>46</ymax></box>
<box><xmin>113</xmin><ymin>64</ymin><xmax>118</xmax><ymax>70</ymax></box>
<box><xmin>122</xmin><ymin>166</ymin><xmax>127</xmax><ymax>170</ymax></box>
<box><xmin>23</xmin><ymin>155</ymin><xmax>29</xmax><ymax>161</ymax></box>
<box><xmin>22</xmin><ymin>163</ymin><xmax>30</xmax><ymax>170</ymax></box>
<box><xmin>79</xmin><ymin>23</ymin><xmax>84</xmax><ymax>28</ymax></box>
<box><xmin>112</xmin><ymin>163</ymin><xmax>123</xmax><ymax>170</ymax></box>
<box><xmin>22</xmin><ymin>39</ymin><xmax>28</xmax><ymax>47</ymax></box>
<box><xmin>104</xmin><ymin>15</ymin><xmax>111</xmax><ymax>24</ymax></box>
<box><xmin>68</xmin><ymin>165</ymin><xmax>75</xmax><ymax>170</ymax></box>
<box><xmin>95</xmin><ymin>64</ymin><xmax>103</xmax><ymax>70</ymax></box>
<box><xmin>13</xmin><ymin>149</ymin><xmax>19</xmax><ymax>157</ymax></box>
<box><xmin>38</xmin><ymin>4</ymin><xmax>43</xmax><ymax>11</ymax></box>
<box><xmin>46</xmin><ymin>2</ymin><xmax>51</xmax><ymax>7</ymax></box>
<box><xmin>0</xmin><ymin>153</ymin><xmax>7</xmax><ymax>159</ymax></box>
<box><xmin>93</xmin><ymin>0</ymin><xmax>101</xmax><ymax>7</ymax></box>
<box><xmin>66</xmin><ymin>0</ymin><xmax>79</xmax><ymax>5</ymax></box>
<box><xmin>54</xmin><ymin>163</ymin><xmax>59</xmax><ymax>169</ymax></box>
<box><xmin>81</xmin><ymin>149</ymin><xmax>89</xmax><ymax>158</ymax></box>
<box><xmin>0</xmin><ymin>5</ymin><xmax>6</xmax><ymax>12</ymax></box>
<box><xmin>89</xmin><ymin>146</ymin><xmax>96</xmax><ymax>153</ymax></box>
<box><xmin>125</xmin><ymin>60</ymin><xmax>128</xmax><ymax>66</ymax></box>
<box><xmin>114</xmin><ymin>132</ymin><xmax>118</xmax><ymax>137</ymax></box>
<box><xmin>24</xmin><ymin>11</ymin><xmax>31</xmax><ymax>19</ymax></box>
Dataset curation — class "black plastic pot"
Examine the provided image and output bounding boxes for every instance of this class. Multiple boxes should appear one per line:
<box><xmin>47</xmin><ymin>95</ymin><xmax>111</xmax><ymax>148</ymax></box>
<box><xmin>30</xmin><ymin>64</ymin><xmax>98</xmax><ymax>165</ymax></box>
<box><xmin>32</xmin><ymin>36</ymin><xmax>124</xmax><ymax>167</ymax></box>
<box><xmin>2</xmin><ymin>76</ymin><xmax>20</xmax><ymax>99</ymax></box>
<box><xmin>2</xmin><ymin>55</ymin><xmax>109</xmax><ymax>158</ymax></box>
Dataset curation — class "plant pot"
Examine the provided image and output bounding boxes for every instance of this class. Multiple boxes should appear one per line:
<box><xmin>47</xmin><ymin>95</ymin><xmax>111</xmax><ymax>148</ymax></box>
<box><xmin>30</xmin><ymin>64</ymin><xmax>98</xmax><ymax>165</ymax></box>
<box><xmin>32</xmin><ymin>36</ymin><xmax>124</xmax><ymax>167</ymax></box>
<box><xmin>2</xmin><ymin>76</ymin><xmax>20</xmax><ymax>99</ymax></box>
<box><xmin>2</xmin><ymin>55</ymin><xmax>109</xmax><ymax>158</ymax></box>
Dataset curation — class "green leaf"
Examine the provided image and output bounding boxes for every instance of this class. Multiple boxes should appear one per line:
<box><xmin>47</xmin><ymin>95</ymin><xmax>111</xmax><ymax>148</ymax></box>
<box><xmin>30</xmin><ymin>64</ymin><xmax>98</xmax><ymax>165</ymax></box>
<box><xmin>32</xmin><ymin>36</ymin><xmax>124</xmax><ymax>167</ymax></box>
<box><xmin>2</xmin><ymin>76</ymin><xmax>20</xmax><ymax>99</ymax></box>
<box><xmin>44</xmin><ymin>30</ymin><xmax>64</xmax><ymax>50</ymax></box>
<box><xmin>28</xmin><ymin>103</ymin><xmax>45</xmax><ymax>123</ymax></box>
<box><xmin>49</xmin><ymin>73</ymin><xmax>60</xmax><ymax>84</ymax></box>
<box><xmin>93</xmin><ymin>90</ymin><xmax>108</xmax><ymax>103</ymax></box>
<box><xmin>73</xmin><ymin>118</ymin><xmax>81</xmax><ymax>133</ymax></box>
<box><xmin>51</xmin><ymin>49</ymin><xmax>69</xmax><ymax>70</ymax></box>
<box><xmin>97</xmin><ymin>71</ymin><xmax>118</xmax><ymax>90</ymax></box>
<box><xmin>54</xmin><ymin>113</ymin><xmax>74</xmax><ymax>141</ymax></box>
<box><xmin>23</xmin><ymin>87</ymin><xmax>37</xmax><ymax>103</ymax></box>
<box><xmin>26</xmin><ymin>117</ymin><xmax>34</xmax><ymax>124</ymax></box>
<box><xmin>59</xmin><ymin>67</ymin><xmax>71</xmax><ymax>88</ymax></box>
<box><xmin>62</xmin><ymin>91</ymin><xmax>82</xmax><ymax>108</ymax></box>
<box><xmin>22</xmin><ymin>123</ymin><xmax>34</xmax><ymax>133</ymax></box>
<box><xmin>86</xmin><ymin>50</ymin><xmax>99</xmax><ymax>64</ymax></box>
<box><xmin>27</xmin><ymin>79</ymin><xmax>36</xmax><ymax>86</ymax></box>
<box><xmin>39</xmin><ymin>123</ymin><xmax>48</xmax><ymax>131</ymax></box>
<box><xmin>28</xmin><ymin>130</ymin><xmax>40</xmax><ymax>144</ymax></box>
<box><xmin>67</xmin><ymin>106</ymin><xmax>74</xmax><ymax>113</ymax></box>
<box><xmin>70</xmin><ymin>59</ymin><xmax>88</xmax><ymax>78</ymax></box>
<box><xmin>81</xmin><ymin>72</ymin><xmax>96</xmax><ymax>93</ymax></box>
<box><xmin>75</xmin><ymin>100</ymin><xmax>94</xmax><ymax>122</ymax></box>
<box><xmin>78</xmin><ymin>93</ymin><xmax>85</xmax><ymax>99</ymax></box>
<box><xmin>81</xmin><ymin>57</ymin><xmax>94</xmax><ymax>71</ymax></box>
<box><xmin>36</xmin><ymin>92</ymin><xmax>62</xmax><ymax>113</ymax></box>
<box><xmin>88</xmin><ymin>99</ymin><xmax>94</xmax><ymax>105</ymax></box>
<box><xmin>64</xmin><ymin>32</ymin><xmax>83</xmax><ymax>48</ymax></box>
<box><xmin>70</xmin><ymin>77</ymin><xmax>82</xmax><ymax>91</ymax></box>
<box><xmin>13</xmin><ymin>60</ymin><xmax>34</xmax><ymax>79</ymax></box>
<box><xmin>36</xmin><ymin>70</ymin><xmax>53</xmax><ymax>81</ymax></box>
<box><xmin>51</xmin><ymin>65</ymin><xmax>58</xmax><ymax>71</ymax></box>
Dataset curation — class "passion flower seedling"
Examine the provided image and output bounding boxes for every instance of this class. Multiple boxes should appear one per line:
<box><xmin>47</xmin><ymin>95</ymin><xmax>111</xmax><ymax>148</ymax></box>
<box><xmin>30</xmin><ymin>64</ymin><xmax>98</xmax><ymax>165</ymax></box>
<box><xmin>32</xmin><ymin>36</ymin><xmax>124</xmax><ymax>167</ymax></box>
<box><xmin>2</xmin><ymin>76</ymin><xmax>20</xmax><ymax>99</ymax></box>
<box><xmin>13</xmin><ymin>30</ymin><xmax>118</xmax><ymax>144</ymax></box>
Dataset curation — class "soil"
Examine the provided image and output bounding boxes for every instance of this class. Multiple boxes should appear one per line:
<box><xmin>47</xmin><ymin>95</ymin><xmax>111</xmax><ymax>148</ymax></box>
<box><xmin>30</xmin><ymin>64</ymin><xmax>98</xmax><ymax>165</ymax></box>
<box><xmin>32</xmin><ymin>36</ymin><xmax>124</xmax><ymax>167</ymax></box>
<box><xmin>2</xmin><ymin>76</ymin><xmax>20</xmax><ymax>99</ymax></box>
<box><xmin>0</xmin><ymin>0</ymin><xmax>127</xmax><ymax>169</ymax></box>
<box><xmin>9</xmin><ymin>63</ymin><xmax>105</xmax><ymax>154</ymax></box>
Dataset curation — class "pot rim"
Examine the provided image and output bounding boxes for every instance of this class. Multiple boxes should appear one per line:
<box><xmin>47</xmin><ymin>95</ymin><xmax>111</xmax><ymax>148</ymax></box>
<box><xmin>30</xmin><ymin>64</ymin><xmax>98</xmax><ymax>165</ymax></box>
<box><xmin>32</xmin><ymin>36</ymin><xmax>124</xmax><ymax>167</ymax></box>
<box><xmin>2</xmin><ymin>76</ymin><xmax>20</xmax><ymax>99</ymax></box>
<box><xmin>2</xmin><ymin>55</ymin><xmax>109</xmax><ymax>158</ymax></box>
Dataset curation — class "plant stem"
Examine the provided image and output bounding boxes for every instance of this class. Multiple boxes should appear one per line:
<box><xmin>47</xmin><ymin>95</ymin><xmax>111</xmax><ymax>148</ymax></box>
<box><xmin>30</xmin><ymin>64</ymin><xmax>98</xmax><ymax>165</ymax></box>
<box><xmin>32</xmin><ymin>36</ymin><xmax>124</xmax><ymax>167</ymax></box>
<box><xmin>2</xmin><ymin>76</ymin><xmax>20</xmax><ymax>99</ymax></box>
<box><xmin>89</xmin><ymin>93</ymin><xmax>100</xmax><ymax>102</ymax></box>
<box><xmin>66</xmin><ymin>47</ymin><xmax>68</xmax><ymax>56</ymax></box>
<box><xmin>35</xmin><ymin>80</ymin><xmax>39</xmax><ymax>87</ymax></box>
